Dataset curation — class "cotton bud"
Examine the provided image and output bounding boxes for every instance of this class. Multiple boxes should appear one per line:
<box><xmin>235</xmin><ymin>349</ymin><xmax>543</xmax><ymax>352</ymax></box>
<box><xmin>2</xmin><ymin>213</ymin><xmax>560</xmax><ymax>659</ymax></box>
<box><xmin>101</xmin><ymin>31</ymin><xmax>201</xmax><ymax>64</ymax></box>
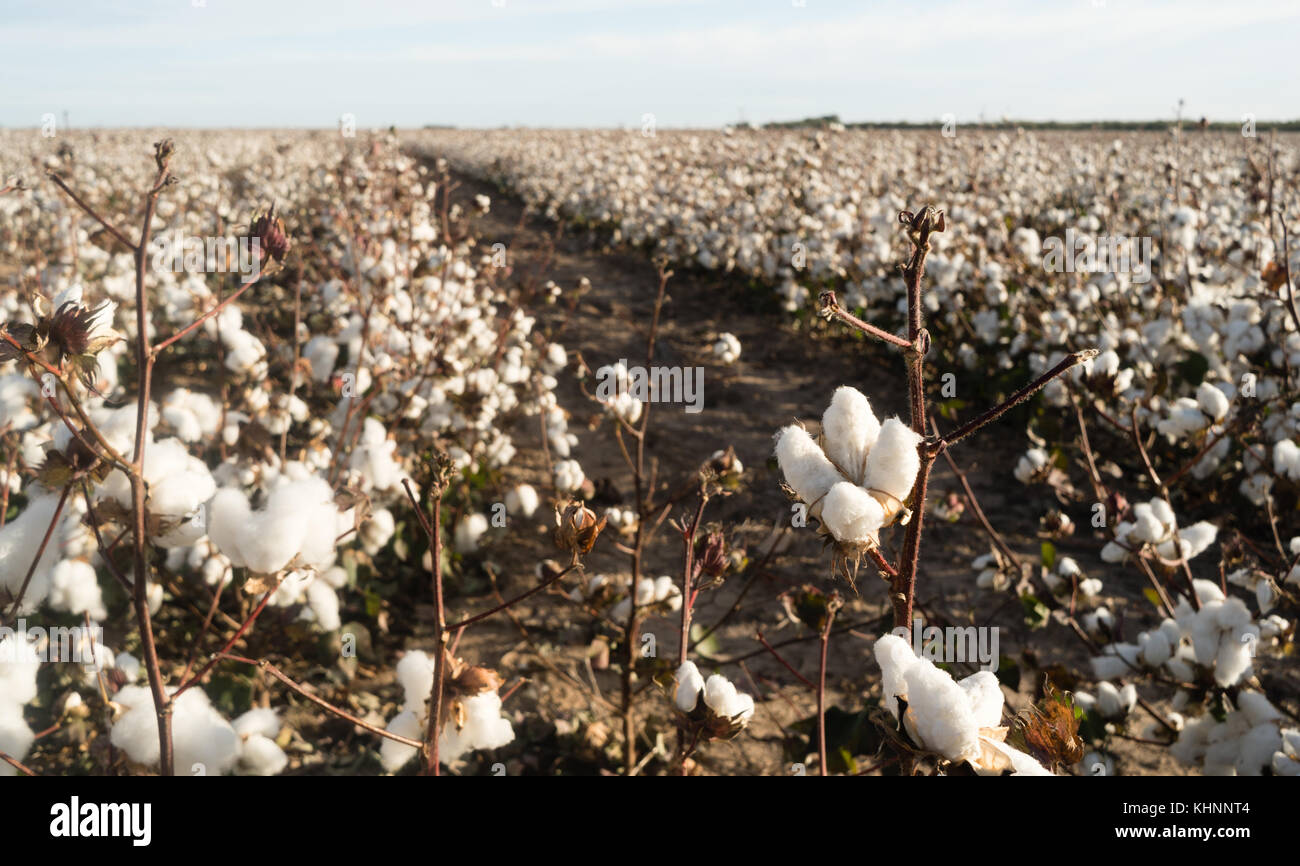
<box><xmin>673</xmin><ymin>662</ymin><xmax>754</xmax><ymax>740</ymax></box>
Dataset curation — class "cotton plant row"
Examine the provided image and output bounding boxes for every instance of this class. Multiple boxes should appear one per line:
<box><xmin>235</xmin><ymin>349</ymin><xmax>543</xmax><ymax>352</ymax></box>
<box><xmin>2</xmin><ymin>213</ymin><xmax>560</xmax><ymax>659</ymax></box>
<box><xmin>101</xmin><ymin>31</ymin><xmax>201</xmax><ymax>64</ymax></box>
<box><xmin>0</xmin><ymin>131</ymin><xmax>595</xmax><ymax>776</ymax></box>
<box><xmin>421</xmin><ymin>127</ymin><xmax>1300</xmax><ymax>553</ymax></box>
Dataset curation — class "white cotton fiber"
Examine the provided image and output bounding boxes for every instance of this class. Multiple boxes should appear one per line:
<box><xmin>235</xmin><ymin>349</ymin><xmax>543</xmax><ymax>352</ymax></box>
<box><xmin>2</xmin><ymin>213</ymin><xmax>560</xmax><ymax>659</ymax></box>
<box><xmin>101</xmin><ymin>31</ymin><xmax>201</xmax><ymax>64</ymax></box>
<box><xmin>0</xmin><ymin>493</ymin><xmax>66</xmax><ymax>611</ymax></box>
<box><xmin>775</xmin><ymin>425</ymin><xmax>843</xmax><ymax>516</ymax></box>
<box><xmin>304</xmin><ymin>579</ymin><xmax>341</xmax><ymax>631</ymax></box>
<box><xmin>0</xmin><ymin>703</ymin><xmax>34</xmax><ymax>778</ymax></box>
<box><xmin>396</xmin><ymin>651</ymin><xmax>437</xmax><ymax>710</ymax></box>
<box><xmin>862</xmin><ymin>418</ymin><xmax>921</xmax><ymax>502</ymax></box>
<box><xmin>440</xmin><ymin>691</ymin><xmax>514</xmax><ymax>763</ymax></box>
<box><xmin>0</xmin><ymin>634</ymin><xmax>41</xmax><ymax>706</ymax></box>
<box><xmin>48</xmin><ymin>559</ymin><xmax>107</xmax><ymax>621</ymax></box>
<box><xmin>237</xmin><ymin>734</ymin><xmax>288</xmax><ymax>776</ymax></box>
<box><xmin>821</xmin><ymin>481</ymin><xmax>884</xmax><ymax>543</ymax></box>
<box><xmin>675</xmin><ymin>661</ymin><xmax>704</xmax><ymax>712</ymax></box>
<box><xmin>957</xmin><ymin>671</ymin><xmax>1005</xmax><ymax>729</ymax></box>
<box><xmin>111</xmin><ymin>685</ymin><xmax>240</xmax><ymax>774</ymax></box>
<box><xmin>505</xmin><ymin>484</ymin><xmax>540</xmax><ymax>518</ymax></box>
<box><xmin>1179</xmin><ymin>521</ymin><xmax>1217</xmax><ymax>559</ymax></box>
<box><xmin>233</xmin><ymin>707</ymin><xmax>281</xmax><ymax>740</ymax></box>
<box><xmin>874</xmin><ymin>634</ymin><xmax>918</xmax><ymax>718</ymax></box>
<box><xmin>821</xmin><ymin>386</ymin><xmax>880</xmax><ymax>484</ymax></box>
<box><xmin>207</xmin><ymin>476</ymin><xmax>343</xmax><ymax>574</ymax></box>
<box><xmin>380</xmin><ymin>708</ymin><xmax>422</xmax><ymax>772</ymax></box>
<box><xmin>901</xmin><ymin>656</ymin><xmax>982</xmax><ymax>762</ymax></box>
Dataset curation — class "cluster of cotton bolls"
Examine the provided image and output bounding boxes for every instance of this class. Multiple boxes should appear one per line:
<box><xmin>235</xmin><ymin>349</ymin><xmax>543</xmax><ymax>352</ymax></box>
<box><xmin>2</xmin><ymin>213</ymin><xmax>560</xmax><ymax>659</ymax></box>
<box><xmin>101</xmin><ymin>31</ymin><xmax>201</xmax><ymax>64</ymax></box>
<box><xmin>874</xmin><ymin>634</ymin><xmax>1052</xmax><ymax>775</ymax></box>
<box><xmin>1099</xmin><ymin>498</ymin><xmax>1217</xmax><ymax>565</ymax></box>
<box><xmin>775</xmin><ymin>386</ymin><xmax>919</xmax><ymax>547</ymax></box>
<box><xmin>1041</xmin><ymin>555</ymin><xmax>1102</xmax><ymax>601</ymax></box>
<box><xmin>1170</xmin><ymin>691</ymin><xmax>1292</xmax><ymax>776</ymax></box>
<box><xmin>593</xmin><ymin>360</ymin><xmax>643</xmax><ymax>426</ymax></box>
<box><xmin>1092</xmin><ymin>580</ymin><xmax>1260</xmax><ymax>688</ymax></box>
<box><xmin>111</xmin><ymin>685</ymin><xmax>288</xmax><ymax>775</ymax></box>
<box><xmin>609</xmin><ymin>575</ymin><xmax>681</xmax><ymax>622</ymax></box>
<box><xmin>379</xmin><ymin>650</ymin><xmax>514</xmax><ymax>772</ymax></box>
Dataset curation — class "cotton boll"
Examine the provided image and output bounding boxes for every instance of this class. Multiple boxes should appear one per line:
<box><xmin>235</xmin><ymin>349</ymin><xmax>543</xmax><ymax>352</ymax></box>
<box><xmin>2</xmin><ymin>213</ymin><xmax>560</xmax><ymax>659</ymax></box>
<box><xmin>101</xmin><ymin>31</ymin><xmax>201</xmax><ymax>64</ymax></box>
<box><xmin>114</xmin><ymin>652</ymin><xmax>141</xmax><ymax>683</ymax></box>
<box><xmin>455</xmin><ymin>513</ymin><xmax>490</xmax><ymax>553</ymax></box>
<box><xmin>112</xmin><ymin>686</ymin><xmax>240</xmax><ymax>774</ymax></box>
<box><xmin>1013</xmin><ymin>448</ymin><xmax>1049</xmax><ymax>484</ymax></box>
<box><xmin>1214</xmin><ymin>630</ymin><xmax>1255</xmax><ymax>687</ymax></box>
<box><xmin>231</xmin><ymin>709</ymin><xmax>281</xmax><ymax>743</ymax></box>
<box><xmin>1178</xmin><ymin>521</ymin><xmax>1217</xmax><ymax>560</ymax></box>
<box><xmin>0</xmin><ymin>635</ymin><xmax>41</xmax><ymax>705</ymax></box>
<box><xmin>439</xmin><ymin>691</ymin><xmax>514</xmax><ymax>763</ymax></box>
<box><xmin>675</xmin><ymin>661</ymin><xmax>705</xmax><ymax>712</ymax></box>
<box><xmin>505</xmin><ymin>484</ymin><xmax>539</xmax><ymax>518</ymax></box>
<box><xmin>359</xmin><ymin>508</ymin><xmax>395</xmax><ymax>555</ymax></box>
<box><xmin>862</xmin><ymin>418</ymin><xmax>921</xmax><ymax>503</ymax></box>
<box><xmin>207</xmin><ymin>488</ymin><xmax>254</xmax><ymax>569</ymax></box>
<box><xmin>48</xmin><ymin>559</ymin><xmax>107</xmax><ymax>620</ymax></box>
<box><xmin>554</xmin><ymin>459</ymin><xmax>585</xmax><ymax>493</ymax></box>
<box><xmin>0</xmin><ymin>493</ymin><xmax>67</xmax><ymax>611</ymax></box>
<box><xmin>1196</xmin><ymin>382</ymin><xmax>1230</xmax><ymax>421</ymax></box>
<box><xmin>380</xmin><ymin>709</ymin><xmax>422</xmax><ymax>772</ymax></box>
<box><xmin>821</xmin><ymin>482</ymin><xmax>885</xmax><ymax>544</ymax></box>
<box><xmin>774</xmin><ymin>424</ymin><xmax>843</xmax><ymax>516</ymax></box>
<box><xmin>821</xmin><ymin>386</ymin><xmax>880</xmax><ymax>485</ymax></box>
<box><xmin>0</xmin><ymin>703</ymin><xmax>34</xmax><ymax>778</ymax></box>
<box><xmin>396</xmin><ymin>651</ymin><xmax>437</xmax><ymax>710</ymax></box>
<box><xmin>305</xmin><ymin>579</ymin><xmax>341</xmax><ymax>631</ymax></box>
<box><xmin>874</xmin><ymin>634</ymin><xmax>918</xmax><ymax>718</ymax></box>
<box><xmin>237</xmin><ymin>734</ymin><xmax>288</xmax><ymax>776</ymax></box>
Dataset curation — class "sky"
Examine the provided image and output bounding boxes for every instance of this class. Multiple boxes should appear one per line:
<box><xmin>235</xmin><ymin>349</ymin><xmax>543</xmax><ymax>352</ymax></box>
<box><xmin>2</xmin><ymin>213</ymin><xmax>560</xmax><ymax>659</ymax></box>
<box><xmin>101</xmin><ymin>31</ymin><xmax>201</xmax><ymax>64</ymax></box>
<box><xmin>0</xmin><ymin>0</ymin><xmax>1295</xmax><ymax>129</ymax></box>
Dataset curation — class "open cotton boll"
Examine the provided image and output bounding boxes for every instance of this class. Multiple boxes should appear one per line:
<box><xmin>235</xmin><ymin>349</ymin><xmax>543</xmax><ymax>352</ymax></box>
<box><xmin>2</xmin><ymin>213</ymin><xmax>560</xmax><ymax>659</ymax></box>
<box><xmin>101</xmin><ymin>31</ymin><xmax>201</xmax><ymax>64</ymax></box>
<box><xmin>1178</xmin><ymin>521</ymin><xmax>1217</xmax><ymax>559</ymax></box>
<box><xmin>440</xmin><ymin>691</ymin><xmax>515</xmax><ymax>763</ymax></box>
<box><xmin>0</xmin><ymin>493</ymin><xmax>68</xmax><ymax>612</ymax></box>
<box><xmin>505</xmin><ymin>484</ymin><xmax>539</xmax><ymax>518</ymax></box>
<box><xmin>0</xmin><ymin>703</ymin><xmax>35</xmax><ymax>778</ymax></box>
<box><xmin>304</xmin><ymin>578</ymin><xmax>341</xmax><ymax>631</ymax></box>
<box><xmin>1196</xmin><ymin>382</ymin><xmax>1230</xmax><ymax>422</ymax></box>
<box><xmin>821</xmin><ymin>386</ymin><xmax>880</xmax><ymax>484</ymax></box>
<box><xmin>675</xmin><ymin>661</ymin><xmax>705</xmax><ymax>712</ymax></box>
<box><xmin>207</xmin><ymin>476</ymin><xmax>342</xmax><ymax>574</ymax></box>
<box><xmin>233</xmin><ymin>707</ymin><xmax>281</xmax><ymax>740</ymax></box>
<box><xmin>455</xmin><ymin>513</ymin><xmax>490</xmax><ymax>553</ymax></box>
<box><xmin>237</xmin><ymin>734</ymin><xmax>288</xmax><ymax>776</ymax></box>
<box><xmin>862</xmin><ymin>418</ymin><xmax>921</xmax><ymax>503</ymax></box>
<box><xmin>774</xmin><ymin>424</ymin><xmax>844</xmax><ymax>516</ymax></box>
<box><xmin>48</xmin><ymin>559</ymin><xmax>107</xmax><ymax>620</ymax></box>
<box><xmin>0</xmin><ymin>634</ymin><xmax>41</xmax><ymax>706</ymax></box>
<box><xmin>821</xmin><ymin>482</ymin><xmax>884</xmax><ymax>543</ymax></box>
<box><xmin>359</xmin><ymin>507</ymin><xmax>395</xmax><ymax>555</ymax></box>
<box><xmin>396</xmin><ymin>651</ymin><xmax>437</xmax><ymax>711</ymax></box>
<box><xmin>111</xmin><ymin>685</ymin><xmax>240</xmax><ymax>774</ymax></box>
<box><xmin>380</xmin><ymin>708</ymin><xmax>422</xmax><ymax>772</ymax></box>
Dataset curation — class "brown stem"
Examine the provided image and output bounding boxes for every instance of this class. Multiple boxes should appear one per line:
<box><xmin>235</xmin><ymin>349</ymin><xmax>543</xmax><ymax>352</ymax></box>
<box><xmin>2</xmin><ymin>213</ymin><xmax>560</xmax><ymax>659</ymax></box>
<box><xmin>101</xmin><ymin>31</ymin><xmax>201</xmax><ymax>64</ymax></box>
<box><xmin>817</xmin><ymin>604</ymin><xmax>837</xmax><ymax>776</ymax></box>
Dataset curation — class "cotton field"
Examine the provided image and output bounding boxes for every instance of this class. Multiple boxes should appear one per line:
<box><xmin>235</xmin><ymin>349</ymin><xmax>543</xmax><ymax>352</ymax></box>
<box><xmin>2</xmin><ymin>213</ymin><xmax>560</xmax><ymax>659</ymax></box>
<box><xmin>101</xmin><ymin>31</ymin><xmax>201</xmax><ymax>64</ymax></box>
<box><xmin>0</xmin><ymin>121</ymin><xmax>1297</xmax><ymax>781</ymax></box>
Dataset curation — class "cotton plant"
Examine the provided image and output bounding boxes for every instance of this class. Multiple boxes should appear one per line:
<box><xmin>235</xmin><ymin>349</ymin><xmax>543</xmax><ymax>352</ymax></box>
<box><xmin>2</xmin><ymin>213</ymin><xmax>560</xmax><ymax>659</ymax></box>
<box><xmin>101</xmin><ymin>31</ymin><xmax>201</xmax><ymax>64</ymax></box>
<box><xmin>0</xmin><ymin>634</ymin><xmax>41</xmax><ymax>776</ymax></box>
<box><xmin>1092</xmin><ymin>580</ymin><xmax>1259</xmax><ymax>689</ymax></box>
